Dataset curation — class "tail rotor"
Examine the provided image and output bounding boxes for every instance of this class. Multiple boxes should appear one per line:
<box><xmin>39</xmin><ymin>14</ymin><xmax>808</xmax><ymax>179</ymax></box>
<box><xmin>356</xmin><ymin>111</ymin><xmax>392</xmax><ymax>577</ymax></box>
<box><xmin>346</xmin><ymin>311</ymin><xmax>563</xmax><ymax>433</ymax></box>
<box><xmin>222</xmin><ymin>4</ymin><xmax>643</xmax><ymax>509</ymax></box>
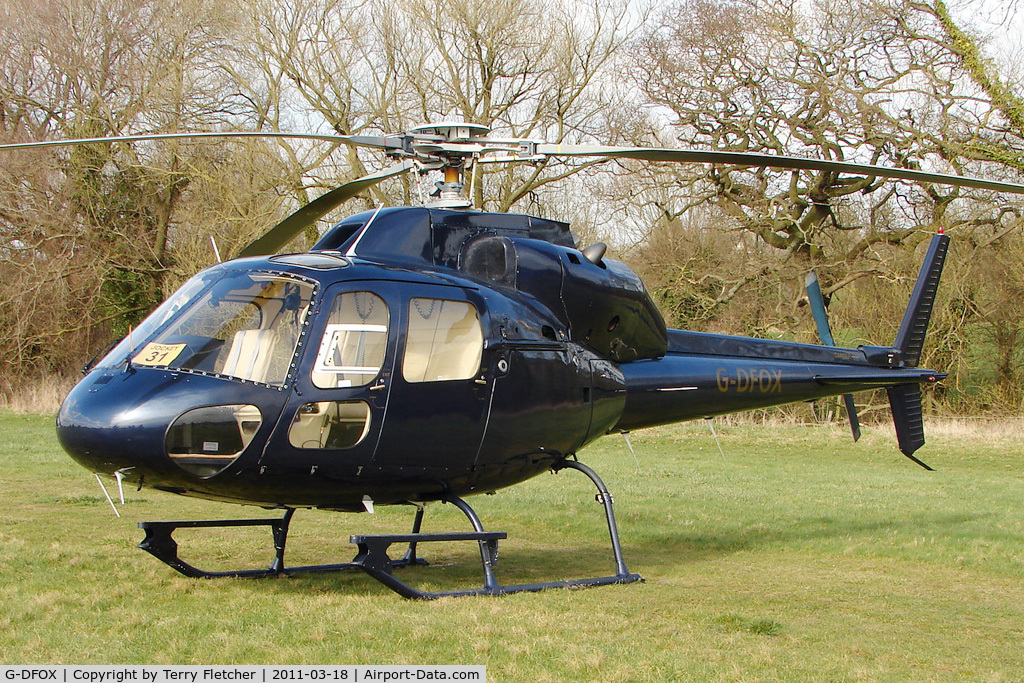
<box><xmin>805</xmin><ymin>271</ymin><xmax>862</xmax><ymax>442</ymax></box>
<box><xmin>805</xmin><ymin>231</ymin><xmax>950</xmax><ymax>468</ymax></box>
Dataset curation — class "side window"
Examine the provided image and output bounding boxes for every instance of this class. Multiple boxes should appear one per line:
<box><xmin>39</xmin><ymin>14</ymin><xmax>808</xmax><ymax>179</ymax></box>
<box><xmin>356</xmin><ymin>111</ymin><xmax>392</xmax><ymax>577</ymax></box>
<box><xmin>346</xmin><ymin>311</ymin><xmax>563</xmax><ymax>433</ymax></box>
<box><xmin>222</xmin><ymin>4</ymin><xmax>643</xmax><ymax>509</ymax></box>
<box><xmin>288</xmin><ymin>401</ymin><xmax>371</xmax><ymax>449</ymax></box>
<box><xmin>312</xmin><ymin>291</ymin><xmax>389</xmax><ymax>389</ymax></box>
<box><xmin>403</xmin><ymin>298</ymin><xmax>483</xmax><ymax>383</ymax></box>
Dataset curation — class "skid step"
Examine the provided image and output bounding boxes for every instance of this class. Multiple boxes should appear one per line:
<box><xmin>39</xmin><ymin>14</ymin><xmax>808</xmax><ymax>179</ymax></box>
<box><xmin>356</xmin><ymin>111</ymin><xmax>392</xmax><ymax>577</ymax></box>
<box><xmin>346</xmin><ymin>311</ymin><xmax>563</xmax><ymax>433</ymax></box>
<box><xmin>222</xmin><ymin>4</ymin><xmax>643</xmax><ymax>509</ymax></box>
<box><xmin>347</xmin><ymin>528</ymin><xmax>640</xmax><ymax>600</ymax></box>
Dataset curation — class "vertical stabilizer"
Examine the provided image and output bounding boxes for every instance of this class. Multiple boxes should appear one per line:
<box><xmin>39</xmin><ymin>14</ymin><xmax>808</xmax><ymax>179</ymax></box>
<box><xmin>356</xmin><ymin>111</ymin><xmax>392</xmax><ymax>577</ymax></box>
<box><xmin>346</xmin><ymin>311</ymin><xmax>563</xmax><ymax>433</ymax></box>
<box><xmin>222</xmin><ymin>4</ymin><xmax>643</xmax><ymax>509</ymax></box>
<box><xmin>886</xmin><ymin>384</ymin><xmax>933</xmax><ymax>469</ymax></box>
<box><xmin>893</xmin><ymin>233</ymin><xmax>950</xmax><ymax>368</ymax></box>
<box><xmin>887</xmin><ymin>232</ymin><xmax>949</xmax><ymax>469</ymax></box>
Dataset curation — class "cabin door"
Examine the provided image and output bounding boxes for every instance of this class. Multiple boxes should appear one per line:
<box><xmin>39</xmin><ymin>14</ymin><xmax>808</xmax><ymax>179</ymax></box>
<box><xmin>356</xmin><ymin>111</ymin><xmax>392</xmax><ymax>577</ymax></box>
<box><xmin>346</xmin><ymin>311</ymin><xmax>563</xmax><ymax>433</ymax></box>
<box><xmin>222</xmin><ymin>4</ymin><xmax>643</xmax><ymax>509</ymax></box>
<box><xmin>267</xmin><ymin>282</ymin><xmax>399</xmax><ymax>477</ymax></box>
<box><xmin>369</xmin><ymin>284</ymin><xmax>491</xmax><ymax>477</ymax></box>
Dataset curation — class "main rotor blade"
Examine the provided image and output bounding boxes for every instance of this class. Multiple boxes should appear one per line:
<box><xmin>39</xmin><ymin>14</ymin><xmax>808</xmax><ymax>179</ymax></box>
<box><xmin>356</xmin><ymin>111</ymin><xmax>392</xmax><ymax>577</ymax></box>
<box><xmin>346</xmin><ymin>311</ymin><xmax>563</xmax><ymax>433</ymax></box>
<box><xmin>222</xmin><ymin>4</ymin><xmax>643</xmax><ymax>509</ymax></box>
<box><xmin>236</xmin><ymin>159</ymin><xmax>414</xmax><ymax>258</ymax></box>
<box><xmin>0</xmin><ymin>130</ymin><xmax>352</xmax><ymax>151</ymax></box>
<box><xmin>537</xmin><ymin>144</ymin><xmax>1024</xmax><ymax>195</ymax></box>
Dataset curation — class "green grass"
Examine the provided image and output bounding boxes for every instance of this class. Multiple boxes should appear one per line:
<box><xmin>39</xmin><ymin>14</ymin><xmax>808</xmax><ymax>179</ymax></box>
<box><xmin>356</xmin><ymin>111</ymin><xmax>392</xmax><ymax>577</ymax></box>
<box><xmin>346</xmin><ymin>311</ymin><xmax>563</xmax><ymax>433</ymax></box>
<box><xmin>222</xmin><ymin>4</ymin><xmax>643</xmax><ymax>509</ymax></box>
<box><xmin>1</xmin><ymin>411</ymin><xmax>1023</xmax><ymax>681</ymax></box>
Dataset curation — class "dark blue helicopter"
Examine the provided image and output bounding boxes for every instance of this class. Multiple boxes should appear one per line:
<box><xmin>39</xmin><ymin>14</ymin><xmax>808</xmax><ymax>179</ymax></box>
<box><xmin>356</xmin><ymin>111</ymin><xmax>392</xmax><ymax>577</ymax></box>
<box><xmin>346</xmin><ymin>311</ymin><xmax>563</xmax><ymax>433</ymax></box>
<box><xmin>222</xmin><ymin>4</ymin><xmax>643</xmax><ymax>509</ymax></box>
<box><xmin>6</xmin><ymin>123</ymin><xmax>1024</xmax><ymax>598</ymax></box>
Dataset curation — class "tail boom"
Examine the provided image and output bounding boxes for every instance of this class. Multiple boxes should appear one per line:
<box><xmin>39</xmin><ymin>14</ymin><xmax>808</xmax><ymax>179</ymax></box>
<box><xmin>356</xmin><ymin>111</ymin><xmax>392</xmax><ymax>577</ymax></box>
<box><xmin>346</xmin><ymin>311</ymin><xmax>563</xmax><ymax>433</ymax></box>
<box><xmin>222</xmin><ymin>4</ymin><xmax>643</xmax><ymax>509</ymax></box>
<box><xmin>613</xmin><ymin>342</ymin><xmax>944</xmax><ymax>432</ymax></box>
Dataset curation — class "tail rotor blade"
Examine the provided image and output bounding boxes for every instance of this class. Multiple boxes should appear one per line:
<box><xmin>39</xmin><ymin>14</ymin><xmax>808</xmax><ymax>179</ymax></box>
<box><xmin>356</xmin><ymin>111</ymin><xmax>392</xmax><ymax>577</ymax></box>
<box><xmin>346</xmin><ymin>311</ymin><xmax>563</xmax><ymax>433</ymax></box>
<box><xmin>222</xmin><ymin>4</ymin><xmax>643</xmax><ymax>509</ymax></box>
<box><xmin>805</xmin><ymin>272</ymin><xmax>861</xmax><ymax>441</ymax></box>
<box><xmin>804</xmin><ymin>272</ymin><xmax>836</xmax><ymax>346</ymax></box>
<box><xmin>842</xmin><ymin>393</ymin><xmax>862</xmax><ymax>442</ymax></box>
<box><xmin>236</xmin><ymin>160</ymin><xmax>414</xmax><ymax>258</ymax></box>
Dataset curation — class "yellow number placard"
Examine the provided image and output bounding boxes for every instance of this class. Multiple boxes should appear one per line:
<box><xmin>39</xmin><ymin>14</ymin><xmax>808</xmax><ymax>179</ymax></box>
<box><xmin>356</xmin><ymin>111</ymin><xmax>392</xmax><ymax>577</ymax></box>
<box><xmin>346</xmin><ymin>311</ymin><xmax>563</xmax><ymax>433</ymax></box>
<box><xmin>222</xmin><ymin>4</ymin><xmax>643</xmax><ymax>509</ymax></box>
<box><xmin>133</xmin><ymin>342</ymin><xmax>187</xmax><ymax>367</ymax></box>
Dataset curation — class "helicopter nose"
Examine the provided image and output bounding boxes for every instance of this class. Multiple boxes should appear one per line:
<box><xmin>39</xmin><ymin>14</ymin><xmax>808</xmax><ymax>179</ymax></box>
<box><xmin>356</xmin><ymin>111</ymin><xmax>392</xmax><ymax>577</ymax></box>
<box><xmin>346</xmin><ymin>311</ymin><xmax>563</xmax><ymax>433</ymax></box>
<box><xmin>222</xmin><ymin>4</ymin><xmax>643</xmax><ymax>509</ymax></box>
<box><xmin>57</xmin><ymin>367</ymin><xmax>285</xmax><ymax>483</ymax></box>
<box><xmin>57</xmin><ymin>370</ymin><xmax>181</xmax><ymax>478</ymax></box>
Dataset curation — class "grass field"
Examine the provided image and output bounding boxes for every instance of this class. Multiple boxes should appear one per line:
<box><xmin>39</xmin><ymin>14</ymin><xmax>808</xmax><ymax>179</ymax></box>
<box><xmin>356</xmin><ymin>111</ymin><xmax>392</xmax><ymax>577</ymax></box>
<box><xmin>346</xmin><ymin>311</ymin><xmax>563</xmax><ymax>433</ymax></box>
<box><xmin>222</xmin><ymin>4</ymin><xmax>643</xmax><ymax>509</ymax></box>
<box><xmin>1</xmin><ymin>411</ymin><xmax>1022</xmax><ymax>681</ymax></box>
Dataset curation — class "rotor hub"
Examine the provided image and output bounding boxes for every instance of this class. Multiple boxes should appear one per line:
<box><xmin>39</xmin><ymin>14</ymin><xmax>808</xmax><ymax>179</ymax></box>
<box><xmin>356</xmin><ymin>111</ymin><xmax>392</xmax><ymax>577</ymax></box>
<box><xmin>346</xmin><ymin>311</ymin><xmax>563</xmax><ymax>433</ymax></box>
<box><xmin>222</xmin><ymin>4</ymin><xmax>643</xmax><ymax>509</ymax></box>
<box><xmin>408</xmin><ymin>121</ymin><xmax>491</xmax><ymax>142</ymax></box>
<box><xmin>404</xmin><ymin>122</ymin><xmax>493</xmax><ymax>208</ymax></box>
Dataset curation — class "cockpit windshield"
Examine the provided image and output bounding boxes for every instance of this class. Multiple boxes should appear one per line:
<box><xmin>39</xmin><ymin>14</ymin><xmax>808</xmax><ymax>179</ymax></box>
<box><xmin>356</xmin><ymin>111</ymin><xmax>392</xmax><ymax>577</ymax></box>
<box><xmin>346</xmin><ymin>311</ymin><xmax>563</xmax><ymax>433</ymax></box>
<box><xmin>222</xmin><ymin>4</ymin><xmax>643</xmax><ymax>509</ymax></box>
<box><xmin>96</xmin><ymin>270</ymin><xmax>315</xmax><ymax>387</ymax></box>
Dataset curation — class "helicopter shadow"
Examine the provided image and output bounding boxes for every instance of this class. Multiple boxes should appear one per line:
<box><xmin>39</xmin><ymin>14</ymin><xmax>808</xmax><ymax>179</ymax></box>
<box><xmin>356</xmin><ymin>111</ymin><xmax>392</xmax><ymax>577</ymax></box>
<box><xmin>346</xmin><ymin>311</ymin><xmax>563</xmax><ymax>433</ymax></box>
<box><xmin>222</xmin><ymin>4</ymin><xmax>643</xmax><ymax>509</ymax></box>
<box><xmin>624</xmin><ymin>509</ymin><xmax>992</xmax><ymax>574</ymax></box>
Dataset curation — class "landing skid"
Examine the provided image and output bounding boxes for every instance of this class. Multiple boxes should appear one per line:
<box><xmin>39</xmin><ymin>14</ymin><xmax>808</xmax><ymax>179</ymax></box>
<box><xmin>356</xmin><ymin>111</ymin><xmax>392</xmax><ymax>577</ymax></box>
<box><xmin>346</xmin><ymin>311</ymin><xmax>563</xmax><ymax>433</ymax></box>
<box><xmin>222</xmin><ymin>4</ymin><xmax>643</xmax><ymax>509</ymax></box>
<box><xmin>137</xmin><ymin>460</ymin><xmax>642</xmax><ymax>599</ymax></box>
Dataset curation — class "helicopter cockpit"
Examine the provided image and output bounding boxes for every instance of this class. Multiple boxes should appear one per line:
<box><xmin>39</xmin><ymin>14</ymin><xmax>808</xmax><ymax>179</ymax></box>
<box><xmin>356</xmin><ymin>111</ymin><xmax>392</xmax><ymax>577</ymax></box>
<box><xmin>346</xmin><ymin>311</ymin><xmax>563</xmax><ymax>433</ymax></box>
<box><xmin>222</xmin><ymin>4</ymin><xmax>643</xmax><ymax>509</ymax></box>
<box><xmin>126</xmin><ymin>271</ymin><xmax>313</xmax><ymax>384</ymax></box>
<box><xmin>58</xmin><ymin>250</ymin><xmax>502</xmax><ymax>501</ymax></box>
<box><xmin>92</xmin><ymin>268</ymin><xmax>313</xmax><ymax>383</ymax></box>
<box><xmin>79</xmin><ymin>267</ymin><xmax>316</xmax><ymax>477</ymax></box>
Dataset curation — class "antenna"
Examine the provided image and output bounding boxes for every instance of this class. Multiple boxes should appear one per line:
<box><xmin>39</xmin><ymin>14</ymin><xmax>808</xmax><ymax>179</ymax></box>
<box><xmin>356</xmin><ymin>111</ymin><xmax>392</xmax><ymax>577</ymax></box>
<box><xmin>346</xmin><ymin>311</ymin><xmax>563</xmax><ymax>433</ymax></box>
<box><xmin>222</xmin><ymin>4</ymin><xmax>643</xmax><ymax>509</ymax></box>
<box><xmin>94</xmin><ymin>474</ymin><xmax>121</xmax><ymax>518</ymax></box>
<box><xmin>621</xmin><ymin>431</ymin><xmax>642</xmax><ymax>474</ymax></box>
<box><xmin>345</xmin><ymin>204</ymin><xmax>385</xmax><ymax>257</ymax></box>
<box><xmin>705</xmin><ymin>417</ymin><xmax>727</xmax><ymax>460</ymax></box>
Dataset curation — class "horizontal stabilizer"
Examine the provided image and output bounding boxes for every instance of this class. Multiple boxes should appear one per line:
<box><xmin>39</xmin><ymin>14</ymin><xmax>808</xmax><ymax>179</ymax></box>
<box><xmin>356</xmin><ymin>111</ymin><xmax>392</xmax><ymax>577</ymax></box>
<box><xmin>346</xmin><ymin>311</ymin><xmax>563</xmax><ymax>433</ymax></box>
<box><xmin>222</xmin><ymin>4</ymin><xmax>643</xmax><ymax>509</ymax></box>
<box><xmin>887</xmin><ymin>383</ymin><xmax>933</xmax><ymax>470</ymax></box>
<box><xmin>814</xmin><ymin>371</ymin><xmax>945</xmax><ymax>387</ymax></box>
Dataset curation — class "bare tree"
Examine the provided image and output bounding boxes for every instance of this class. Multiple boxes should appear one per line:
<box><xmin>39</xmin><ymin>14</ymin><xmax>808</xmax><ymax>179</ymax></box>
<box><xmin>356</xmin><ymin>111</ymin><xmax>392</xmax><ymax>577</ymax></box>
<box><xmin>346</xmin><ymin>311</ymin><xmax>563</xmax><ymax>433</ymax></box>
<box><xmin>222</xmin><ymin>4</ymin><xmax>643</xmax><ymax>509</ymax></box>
<box><xmin>629</xmin><ymin>0</ymin><xmax>1020</xmax><ymax>308</ymax></box>
<box><xmin>623</xmin><ymin>0</ymin><xmax>1024</xmax><ymax>413</ymax></box>
<box><xmin>888</xmin><ymin>0</ymin><xmax>1024</xmax><ymax>404</ymax></box>
<box><xmin>383</xmin><ymin>0</ymin><xmax>647</xmax><ymax>214</ymax></box>
<box><xmin>0</xmin><ymin>0</ymin><xmax>263</xmax><ymax>386</ymax></box>
<box><xmin>242</xmin><ymin>0</ymin><xmax>648</xmax><ymax>222</ymax></box>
